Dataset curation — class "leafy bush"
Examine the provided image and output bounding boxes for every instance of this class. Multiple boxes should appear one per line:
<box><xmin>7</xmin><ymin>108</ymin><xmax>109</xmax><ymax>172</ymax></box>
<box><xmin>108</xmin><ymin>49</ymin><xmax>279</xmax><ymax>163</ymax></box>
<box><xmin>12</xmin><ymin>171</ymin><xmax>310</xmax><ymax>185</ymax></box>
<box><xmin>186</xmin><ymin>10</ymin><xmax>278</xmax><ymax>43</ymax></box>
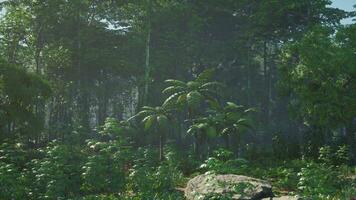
<box><xmin>0</xmin><ymin>142</ymin><xmax>30</xmax><ymax>199</ymax></box>
<box><xmin>28</xmin><ymin>141</ymin><xmax>84</xmax><ymax>199</ymax></box>
<box><xmin>200</xmin><ymin>148</ymin><xmax>249</xmax><ymax>174</ymax></box>
<box><xmin>267</xmin><ymin>166</ymin><xmax>298</xmax><ymax>191</ymax></box>
<box><xmin>0</xmin><ymin>142</ymin><xmax>27</xmax><ymax>166</ymax></box>
<box><xmin>297</xmin><ymin>161</ymin><xmax>345</xmax><ymax>198</ymax></box>
<box><xmin>80</xmin><ymin>194</ymin><xmax>121</xmax><ymax>200</ymax></box>
<box><xmin>81</xmin><ymin>140</ymin><xmax>130</xmax><ymax>194</ymax></box>
<box><xmin>127</xmin><ymin>147</ymin><xmax>184</xmax><ymax>199</ymax></box>
<box><xmin>0</xmin><ymin>162</ymin><xmax>27</xmax><ymax>199</ymax></box>
<box><xmin>318</xmin><ymin>145</ymin><xmax>350</xmax><ymax>166</ymax></box>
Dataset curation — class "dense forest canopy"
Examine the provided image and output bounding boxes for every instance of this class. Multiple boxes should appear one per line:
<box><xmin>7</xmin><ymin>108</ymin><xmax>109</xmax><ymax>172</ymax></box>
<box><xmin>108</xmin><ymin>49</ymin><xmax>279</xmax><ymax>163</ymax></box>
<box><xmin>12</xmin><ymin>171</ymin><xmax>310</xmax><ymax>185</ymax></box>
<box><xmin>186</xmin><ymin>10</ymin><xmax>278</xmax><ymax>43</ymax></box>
<box><xmin>0</xmin><ymin>0</ymin><xmax>355</xmax><ymax>199</ymax></box>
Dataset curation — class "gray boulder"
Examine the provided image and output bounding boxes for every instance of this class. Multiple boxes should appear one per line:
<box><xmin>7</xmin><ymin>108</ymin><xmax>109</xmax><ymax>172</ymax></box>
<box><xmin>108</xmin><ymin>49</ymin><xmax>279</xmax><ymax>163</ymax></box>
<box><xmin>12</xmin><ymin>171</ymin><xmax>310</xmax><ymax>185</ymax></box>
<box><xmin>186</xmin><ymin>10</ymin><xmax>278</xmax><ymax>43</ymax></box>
<box><xmin>262</xmin><ymin>196</ymin><xmax>302</xmax><ymax>200</ymax></box>
<box><xmin>185</xmin><ymin>172</ymin><xmax>273</xmax><ymax>200</ymax></box>
<box><xmin>262</xmin><ymin>196</ymin><xmax>303</xmax><ymax>200</ymax></box>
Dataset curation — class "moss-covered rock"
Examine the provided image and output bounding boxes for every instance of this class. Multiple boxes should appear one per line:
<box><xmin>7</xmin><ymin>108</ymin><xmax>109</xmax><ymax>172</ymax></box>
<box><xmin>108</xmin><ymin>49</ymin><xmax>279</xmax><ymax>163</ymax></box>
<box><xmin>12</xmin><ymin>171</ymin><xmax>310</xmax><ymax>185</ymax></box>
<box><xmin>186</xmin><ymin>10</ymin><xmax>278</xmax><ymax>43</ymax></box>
<box><xmin>185</xmin><ymin>172</ymin><xmax>273</xmax><ymax>200</ymax></box>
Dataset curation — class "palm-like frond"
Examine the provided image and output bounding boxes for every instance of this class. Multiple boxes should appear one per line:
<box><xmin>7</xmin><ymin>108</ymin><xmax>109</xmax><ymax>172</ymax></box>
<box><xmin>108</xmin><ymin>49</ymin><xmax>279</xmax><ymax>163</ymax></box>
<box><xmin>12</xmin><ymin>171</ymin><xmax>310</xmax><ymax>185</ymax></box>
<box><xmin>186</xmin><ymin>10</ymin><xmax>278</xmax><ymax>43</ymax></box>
<box><xmin>187</xmin><ymin>91</ymin><xmax>203</xmax><ymax>107</ymax></box>
<box><xmin>141</xmin><ymin>106</ymin><xmax>156</xmax><ymax>111</ymax></box>
<box><xmin>157</xmin><ymin>115</ymin><xmax>169</xmax><ymax>127</ymax></box>
<box><xmin>164</xmin><ymin>79</ymin><xmax>187</xmax><ymax>87</ymax></box>
<box><xmin>163</xmin><ymin>69</ymin><xmax>222</xmax><ymax>109</ymax></box>
<box><xmin>128</xmin><ymin>103</ymin><xmax>173</xmax><ymax>132</ymax></box>
<box><xmin>195</xmin><ymin>68</ymin><xmax>215</xmax><ymax>83</ymax></box>
<box><xmin>244</xmin><ymin>108</ymin><xmax>257</xmax><ymax>113</ymax></box>
<box><xmin>162</xmin><ymin>91</ymin><xmax>185</xmax><ymax>107</ymax></box>
<box><xmin>142</xmin><ymin>115</ymin><xmax>156</xmax><ymax>130</ymax></box>
<box><xmin>162</xmin><ymin>86</ymin><xmax>185</xmax><ymax>94</ymax></box>
<box><xmin>200</xmin><ymin>81</ymin><xmax>224</xmax><ymax>89</ymax></box>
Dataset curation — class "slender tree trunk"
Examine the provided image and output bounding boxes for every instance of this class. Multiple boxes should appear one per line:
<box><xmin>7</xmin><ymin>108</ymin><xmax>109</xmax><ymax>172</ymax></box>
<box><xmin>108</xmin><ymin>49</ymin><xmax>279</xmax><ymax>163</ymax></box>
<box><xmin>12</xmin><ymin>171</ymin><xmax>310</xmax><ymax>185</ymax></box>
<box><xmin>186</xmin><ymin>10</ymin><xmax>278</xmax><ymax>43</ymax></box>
<box><xmin>263</xmin><ymin>40</ymin><xmax>269</xmax><ymax>124</ymax></box>
<box><xmin>188</xmin><ymin>107</ymin><xmax>200</xmax><ymax>158</ymax></box>
<box><xmin>159</xmin><ymin>134</ymin><xmax>164</xmax><ymax>161</ymax></box>
<box><xmin>76</xmin><ymin>9</ymin><xmax>90</xmax><ymax>132</ymax></box>
<box><xmin>224</xmin><ymin>134</ymin><xmax>230</xmax><ymax>149</ymax></box>
<box><xmin>194</xmin><ymin>132</ymin><xmax>200</xmax><ymax>158</ymax></box>
<box><xmin>34</xmin><ymin>24</ymin><xmax>45</xmax><ymax>142</ymax></box>
<box><xmin>142</xmin><ymin>0</ymin><xmax>152</xmax><ymax>105</ymax></box>
<box><xmin>35</xmin><ymin>24</ymin><xmax>43</xmax><ymax>74</ymax></box>
<box><xmin>207</xmin><ymin>137</ymin><xmax>211</xmax><ymax>158</ymax></box>
<box><xmin>236</xmin><ymin>134</ymin><xmax>240</xmax><ymax>158</ymax></box>
<box><xmin>98</xmin><ymin>76</ymin><xmax>108</xmax><ymax>125</ymax></box>
<box><xmin>246</xmin><ymin>44</ymin><xmax>251</xmax><ymax>106</ymax></box>
<box><xmin>346</xmin><ymin>120</ymin><xmax>356</xmax><ymax>163</ymax></box>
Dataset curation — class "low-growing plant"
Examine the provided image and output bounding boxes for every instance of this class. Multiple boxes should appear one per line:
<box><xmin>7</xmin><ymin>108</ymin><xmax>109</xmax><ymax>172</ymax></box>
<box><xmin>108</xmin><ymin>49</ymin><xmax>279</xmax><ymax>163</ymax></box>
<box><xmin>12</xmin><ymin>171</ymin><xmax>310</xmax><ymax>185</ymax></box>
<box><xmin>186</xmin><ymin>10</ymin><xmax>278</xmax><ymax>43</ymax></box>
<box><xmin>127</xmin><ymin>147</ymin><xmax>184</xmax><ymax>199</ymax></box>
<box><xmin>0</xmin><ymin>162</ymin><xmax>27</xmax><ymax>199</ymax></box>
<box><xmin>297</xmin><ymin>161</ymin><xmax>345</xmax><ymax>198</ymax></box>
<box><xmin>28</xmin><ymin>141</ymin><xmax>84</xmax><ymax>199</ymax></box>
<box><xmin>199</xmin><ymin>148</ymin><xmax>249</xmax><ymax>174</ymax></box>
<box><xmin>81</xmin><ymin>140</ymin><xmax>130</xmax><ymax>194</ymax></box>
<box><xmin>318</xmin><ymin>145</ymin><xmax>351</xmax><ymax>166</ymax></box>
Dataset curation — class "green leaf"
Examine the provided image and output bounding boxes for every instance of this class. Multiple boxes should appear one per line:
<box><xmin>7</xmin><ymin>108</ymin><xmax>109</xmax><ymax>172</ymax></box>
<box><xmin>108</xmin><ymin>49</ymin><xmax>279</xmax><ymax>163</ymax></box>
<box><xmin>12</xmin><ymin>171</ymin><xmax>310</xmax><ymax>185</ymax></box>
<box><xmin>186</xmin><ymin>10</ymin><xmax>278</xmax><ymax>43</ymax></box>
<box><xmin>163</xmin><ymin>91</ymin><xmax>184</xmax><ymax>107</ymax></box>
<box><xmin>162</xmin><ymin>86</ymin><xmax>185</xmax><ymax>94</ymax></box>
<box><xmin>141</xmin><ymin>106</ymin><xmax>156</xmax><ymax>111</ymax></box>
<box><xmin>208</xmin><ymin>99</ymin><xmax>220</xmax><ymax>110</ymax></box>
<box><xmin>207</xmin><ymin>126</ymin><xmax>217</xmax><ymax>138</ymax></box>
<box><xmin>226</xmin><ymin>102</ymin><xmax>244</xmax><ymax>110</ymax></box>
<box><xmin>221</xmin><ymin>128</ymin><xmax>230</xmax><ymax>136</ymax></box>
<box><xmin>196</xmin><ymin>68</ymin><xmax>215</xmax><ymax>83</ymax></box>
<box><xmin>177</xmin><ymin>94</ymin><xmax>187</xmax><ymax>104</ymax></box>
<box><xmin>197</xmin><ymin>122</ymin><xmax>207</xmax><ymax>129</ymax></box>
<box><xmin>200</xmin><ymin>81</ymin><xmax>224</xmax><ymax>89</ymax></box>
<box><xmin>142</xmin><ymin>115</ymin><xmax>155</xmax><ymax>130</ymax></box>
<box><xmin>244</xmin><ymin>108</ymin><xmax>257</xmax><ymax>113</ymax></box>
<box><xmin>187</xmin><ymin>81</ymin><xmax>200</xmax><ymax>89</ymax></box>
<box><xmin>157</xmin><ymin>115</ymin><xmax>169</xmax><ymax>127</ymax></box>
<box><xmin>187</xmin><ymin>127</ymin><xmax>196</xmax><ymax>135</ymax></box>
<box><xmin>187</xmin><ymin>91</ymin><xmax>202</xmax><ymax>107</ymax></box>
<box><xmin>164</xmin><ymin>79</ymin><xmax>186</xmax><ymax>87</ymax></box>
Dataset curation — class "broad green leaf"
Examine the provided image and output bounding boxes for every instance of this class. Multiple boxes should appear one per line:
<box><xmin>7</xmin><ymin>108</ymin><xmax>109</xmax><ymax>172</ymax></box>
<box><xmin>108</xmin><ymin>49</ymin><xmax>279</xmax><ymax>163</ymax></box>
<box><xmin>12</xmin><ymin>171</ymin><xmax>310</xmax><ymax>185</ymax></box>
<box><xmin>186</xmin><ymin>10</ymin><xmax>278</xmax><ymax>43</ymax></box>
<box><xmin>200</xmin><ymin>81</ymin><xmax>224</xmax><ymax>89</ymax></box>
<box><xmin>157</xmin><ymin>115</ymin><xmax>168</xmax><ymax>127</ymax></box>
<box><xmin>163</xmin><ymin>91</ymin><xmax>184</xmax><ymax>107</ymax></box>
<box><xmin>177</xmin><ymin>94</ymin><xmax>187</xmax><ymax>104</ymax></box>
<box><xmin>196</xmin><ymin>68</ymin><xmax>215</xmax><ymax>83</ymax></box>
<box><xmin>142</xmin><ymin>115</ymin><xmax>155</xmax><ymax>130</ymax></box>
<box><xmin>187</xmin><ymin>91</ymin><xmax>202</xmax><ymax>107</ymax></box>
<box><xmin>162</xmin><ymin>86</ymin><xmax>185</xmax><ymax>94</ymax></box>
<box><xmin>164</xmin><ymin>79</ymin><xmax>186</xmax><ymax>87</ymax></box>
<box><xmin>207</xmin><ymin>126</ymin><xmax>217</xmax><ymax>138</ymax></box>
<box><xmin>187</xmin><ymin>81</ymin><xmax>200</xmax><ymax>89</ymax></box>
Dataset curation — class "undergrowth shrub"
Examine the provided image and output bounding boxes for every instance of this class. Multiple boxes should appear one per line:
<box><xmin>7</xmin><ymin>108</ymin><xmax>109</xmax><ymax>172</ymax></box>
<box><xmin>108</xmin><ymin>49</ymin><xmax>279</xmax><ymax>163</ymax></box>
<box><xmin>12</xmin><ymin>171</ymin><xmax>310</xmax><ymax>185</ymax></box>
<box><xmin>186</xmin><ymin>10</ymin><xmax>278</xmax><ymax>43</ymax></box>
<box><xmin>81</xmin><ymin>139</ymin><xmax>130</xmax><ymax>194</ymax></box>
<box><xmin>297</xmin><ymin>161</ymin><xmax>345</xmax><ymax>199</ymax></box>
<box><xmin>0</xmin><ymin>162</ymin><xmax>27</xmax><ymax>199</ymax></box>
<box><xmin>127</xmin><ymin>147</ymin><xmax>184</xmax><ymax>200</ymax></box>
<box><xmin>28</xmin><ymin>141</ymin><xmax>83</xmax><ymax>199</ymax></box>
<box><xmin>200</xmin><ymin>148</ymin><xmax>249</xmax><ymax>174</ymax></box>
<box><xmin>0</xmin><ymin>142</ymin><xmax>29</xmax><ymax>199</ymax></box>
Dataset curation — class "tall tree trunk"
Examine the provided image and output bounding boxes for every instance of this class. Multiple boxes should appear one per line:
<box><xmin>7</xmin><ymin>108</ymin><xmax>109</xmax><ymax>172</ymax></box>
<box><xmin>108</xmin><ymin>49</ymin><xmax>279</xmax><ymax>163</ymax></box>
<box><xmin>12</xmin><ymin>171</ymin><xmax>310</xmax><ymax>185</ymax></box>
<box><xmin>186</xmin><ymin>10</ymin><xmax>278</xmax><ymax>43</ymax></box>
<box><xmin>34</xmin><ymin>24</ymin><xmax>45</xmax><ymax>142</ymax></box>
<box><xmin>247</xmin><ymin>45</ymin><xmax>251</xmax><ymax>107</ymax></box>
<box><xmin>263</xmin><ymin>40</ymin><xmax>269</xmax><ymax>124</ymax></box>
<box><xmin>235</xmin><ymin>133</ymin><xmax>240</xmax><ymax>158</ymax></box>
<box><xmin>194</xmin><ymin>132</ymin><xmax>200</xmax><ymax>158</ymax></box>
<box><xmin>98</xmin><ymin>76</ymin><xmax>108</xmax><ymax>125</ymax></box>
<box><xmin>159</xmin><ymin>134</ymin><xmax>164</xmax><ymax>161</ymax></box>
<box><xmin>76</xmin><ymin>9</ymin><xmax>90</xmax><ymax>132</ymax></box>
<box><xmin>142</xmin><ymin>0</ymin><xmax>152</xmax><ymax>106</ymax></box>
<box><xmin>224</xmin><ymin>134</ymin><xmax>230</xmax><ymax>149</ymax></box>
<box><xmin>346</xmin><ymin>120</ymin><xmax>356</xmax><ymax>163</ymax></box>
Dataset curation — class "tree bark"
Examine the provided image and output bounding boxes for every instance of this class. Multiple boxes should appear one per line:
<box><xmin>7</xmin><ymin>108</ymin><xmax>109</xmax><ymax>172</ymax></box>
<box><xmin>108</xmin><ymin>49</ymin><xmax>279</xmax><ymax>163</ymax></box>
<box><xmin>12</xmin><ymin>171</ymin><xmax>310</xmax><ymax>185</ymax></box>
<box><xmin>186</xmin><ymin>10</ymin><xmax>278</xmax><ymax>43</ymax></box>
<box><xmin>159</xmin><ymin>134</ymin><xmax>163</xmax><ymax>161</ymax></box>
<box><xmin>263</xmin><ymin>40</ymin><xmax>270</xmax><ymax>124</ymax></box>
<box><xmin>142</xmin><ymin>0</ymin><xmax>152</xmax><ymax>106</ymax></box>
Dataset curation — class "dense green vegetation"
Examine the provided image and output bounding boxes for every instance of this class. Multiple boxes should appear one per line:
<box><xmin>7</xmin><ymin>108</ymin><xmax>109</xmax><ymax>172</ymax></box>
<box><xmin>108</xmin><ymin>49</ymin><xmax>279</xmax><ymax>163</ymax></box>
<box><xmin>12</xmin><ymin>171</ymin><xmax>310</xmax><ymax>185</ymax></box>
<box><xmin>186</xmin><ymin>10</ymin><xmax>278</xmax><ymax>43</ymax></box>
<box><xmin>0</xmin><ymin>0</ymin><xmax>355</xmax><ymax>199</ymax></box>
